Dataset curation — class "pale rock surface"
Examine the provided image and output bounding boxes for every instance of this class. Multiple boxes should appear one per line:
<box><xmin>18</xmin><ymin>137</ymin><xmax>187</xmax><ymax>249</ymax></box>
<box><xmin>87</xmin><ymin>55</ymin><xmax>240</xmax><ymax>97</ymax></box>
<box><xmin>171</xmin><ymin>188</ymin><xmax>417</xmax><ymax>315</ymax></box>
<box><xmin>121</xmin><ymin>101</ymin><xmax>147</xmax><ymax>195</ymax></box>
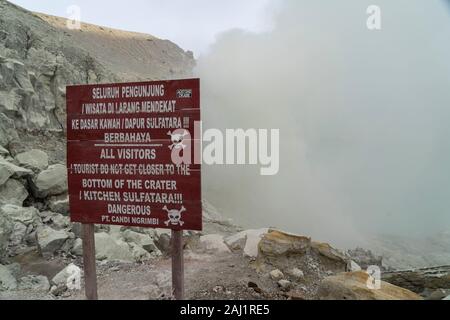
<box><xmin>94</xmin><ymin>232</ymin><xmax>134</xmax><ymax>262</ymax></box>
<box><xmin>129</xmin><ymin>243</ymin><xmax>152</xmax><ymax>262</ymax></box>
<box><xmin>122</xmin><ymin>230</ymin><xmax>160</xmax><ymax>255</ymax></box>
<box><xmin>0</xmin><ymin>146</ymin><xmax>9</xmax><ymax>156</ymax></box>
<box><xmin>269</xmin><ymin>269</ymin><xmax>284</xmax><ymax>281</ymax></box>
<box><xmin>0</xmin><ymin>264</ymin><xmax>17</xmax><ymax>291</ymax></box>
<box><xmin>200</xmin><ymin>234</ymin><xmax>231</xmax><ymax>254</ymax></box>
<box><xmin>348</xmin><ymin>260</ymin><xmax>362</xmax><ymax>272</ymax></box>
<box><xmin>31</xmin><ymin>164</ymin><xmax>67</xmax><ymax>198</ymax></box>
<box><xmin>15</xmin><ymin>149</ymin><xmax>49</xmax><ymax>171</ymax></box>
<box><xmin>71</xmin><ymin>238</ymin><xmax>83</xmax><ymax>256</ymax></box>
<box><xmin>0</xmin><ymin>213</ymin><xmax>13</xmax><ymax>258</ymax></box>
<box><xmin>36</xmin><ymin>225</ymin><xmax>70</xmax><ymax>256</ymax></box>
<box><xmin>0</xmin><ymin>113</ymin><xmax>19</xmax><ymax>147</ymax></box>
<box><xmin>0</xmin><ymin>205</ymin><xmax>39</xmax><ymax>251</ymax></box>
<box><xmin>0</xmin><ymin>157</ymin><xmax>32</xmax><ymax>186</ymax></box>
<box><xmin>52</xmin><ymin>263</ymin><xmax>81</xmax><ymax>290</ymax></box>
<box><xmin>224</xmin><ymin>228</ymin><xmax>269</xmax><ymax>258</ymax></box>
<box><xmin>19</xmin><ymin>275</ymin><xmax>50</xmax><ymax>291</ymax></box>
<box><xmin>288</xmin><ymin>268</ymin><xmax>305</xmax><ymax>280</ymax></box>
<box><xmin>47</xmin><ymin>194</ymin><xmax>69</xmax><ymax>215</ymax></box>
<box><xmin>0</xmin><ymin>179</ymin><xmax>28</xmax><ymax>206</ymax></box>
<box><xmin>318</xmin><ymin>271</ymin><xmax>423</xmax><ymax>300</ymax></box>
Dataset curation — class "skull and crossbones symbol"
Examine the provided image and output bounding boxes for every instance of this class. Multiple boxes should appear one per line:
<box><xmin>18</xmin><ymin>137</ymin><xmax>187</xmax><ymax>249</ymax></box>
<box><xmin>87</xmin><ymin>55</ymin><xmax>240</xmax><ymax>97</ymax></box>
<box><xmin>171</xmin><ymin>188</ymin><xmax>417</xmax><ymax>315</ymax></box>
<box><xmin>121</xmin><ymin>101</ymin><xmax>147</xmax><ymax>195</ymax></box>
<box><xmin>168</xmin><ymin>130</ymin><xmax>189</xmax><ymax>150</ymax></box>
<box><xmin>163</xmin><ymin>205</ymin><xmax>186</xmax><ymax>226</ymax></box>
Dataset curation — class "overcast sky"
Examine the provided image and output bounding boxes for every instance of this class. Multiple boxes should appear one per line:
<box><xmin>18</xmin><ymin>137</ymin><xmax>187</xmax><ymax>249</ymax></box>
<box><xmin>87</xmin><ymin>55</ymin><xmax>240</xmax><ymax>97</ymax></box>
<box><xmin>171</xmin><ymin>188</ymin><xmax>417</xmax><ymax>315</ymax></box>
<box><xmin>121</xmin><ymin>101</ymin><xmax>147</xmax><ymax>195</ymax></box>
<box><xmin>9</xmin><ymin>0</ymin><xmax>275</xmax><ymax>56</ymax></box>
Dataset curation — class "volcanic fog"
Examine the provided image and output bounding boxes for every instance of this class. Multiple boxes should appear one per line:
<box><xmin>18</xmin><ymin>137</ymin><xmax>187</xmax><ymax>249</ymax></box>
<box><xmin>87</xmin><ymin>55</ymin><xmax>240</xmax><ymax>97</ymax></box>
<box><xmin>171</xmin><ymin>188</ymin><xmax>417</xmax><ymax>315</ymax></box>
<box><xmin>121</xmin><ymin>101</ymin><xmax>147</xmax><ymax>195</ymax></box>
<box><xmin>195</xmin><ymin>0</ymin><xmax>450</xmax><ymax>247</ymax></box>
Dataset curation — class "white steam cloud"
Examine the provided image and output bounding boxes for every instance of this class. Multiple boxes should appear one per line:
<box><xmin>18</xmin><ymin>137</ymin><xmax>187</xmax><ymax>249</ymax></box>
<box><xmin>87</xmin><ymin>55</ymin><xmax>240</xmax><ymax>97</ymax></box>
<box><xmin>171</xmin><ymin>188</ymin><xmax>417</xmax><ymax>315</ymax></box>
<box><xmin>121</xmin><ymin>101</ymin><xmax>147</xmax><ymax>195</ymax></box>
<box><xmin>195</xmin><ymin>0</ymin><xmax>450</xmax><ymax>247</ymax></box>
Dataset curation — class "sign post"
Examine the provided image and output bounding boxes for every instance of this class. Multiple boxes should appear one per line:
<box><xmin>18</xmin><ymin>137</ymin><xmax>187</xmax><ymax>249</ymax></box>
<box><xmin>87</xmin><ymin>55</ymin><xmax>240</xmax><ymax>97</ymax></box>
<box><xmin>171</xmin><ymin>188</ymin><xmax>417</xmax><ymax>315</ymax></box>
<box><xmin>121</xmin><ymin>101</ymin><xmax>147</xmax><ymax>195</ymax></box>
<box><xmin>82</xmin><ymin>224</ymin><xmax>98</xmax><ymax>300</ymax></box>
<box><xmin>171</xmin><ymin>230</ymin><xmax>184</xmax><ymax>300</ymax></box>
<box><xmin>66</xmin><ymin>79</ymin><xmax>201</xmax><ymax>300</ymax></box>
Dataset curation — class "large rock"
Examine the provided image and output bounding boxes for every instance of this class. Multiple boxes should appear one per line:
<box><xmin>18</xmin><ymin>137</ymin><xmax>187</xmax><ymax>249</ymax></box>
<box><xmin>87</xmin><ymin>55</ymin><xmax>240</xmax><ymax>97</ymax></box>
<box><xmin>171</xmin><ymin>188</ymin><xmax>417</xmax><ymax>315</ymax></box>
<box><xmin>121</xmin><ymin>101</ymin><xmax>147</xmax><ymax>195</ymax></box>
<box><xmin>270</xmin><ymin>269</ymin><xmax>284</xmax><ymax>281</ymax></box>
<box><xmin>52</xmin><ymin>264</ymin><xmax>81</xmax><ymax>290</ymax></box>
<box><xmin>31</xmin><ymin>164</ymin><xmax>67</xmax><ymax>198</ymax></box>
<box><xmin>288</xmin><ymin>268</ymin><xmax>305</xmax><ymax>281</ymax></box>
<box><xmin>0</xmin><ymin>215</ymin><xmax>13</xmax><ymax>259</ymax></box>
<box><xmin>129</xmin><ymin>243</ymin><xmax>152</xmax><ymax>262</ymax></box>
<box><xmin>18</xmin><ymin>275</ymin><xmax>50</xmax><ymax>292</ymax></box>
<box><xmin>0</xmin><ymin>179</ymin><xmax>28</xmax><ymax>206</ymax></box>
<box><xmin>318</xmin><ymin>271</ymin><xmax>423</xmax><ymax>300</ymax></box>
<box><xmin>0</xmin><ymin>113</ymin><xmax>19</xmax><ymax>148</ymax></box>
<box><xmin>348</xmin><ymin>260</ymin><xmax>362</xmax><ymax>272</ymax></box>
<box><xmin>0</xmin><ymin>264</ymin><xmax>17</xmax><ymax>291</ymax></box>
<box><xmin>122</xmin><ymin>230</ymin><xmax>160</xmax><ymax>255</ymax></box>
<box><xmin>0</xmin><ymin>204</ymin><xmax>39</xmax><ymax>225</ymax></box>
<box><xmin>311</xmin><ymin>241</ymin><xmax>348</xmax><ymax>264</ymax></box>
<box><xmin>0</xmin><ymin>157</ymin><xmax>32</xmax><ymax>186</ymax></box>
<box><xmin>41</xmin><ymin>212</ymin><xmax>70</xmax><ymax>230</ymax></box>
<box><xmin>0</xmin><ymin>146</ymin><xmax>9</xmax><ymax>157</ymax></box>
<box><xmin>256</xmin><ymin>229</ymin><xmax>348</xmax><ymax>276</ymax></box>
<box><xmin>47</xmin><ymin>194</ymin><xmax>69</xmax><ymax>215</ymax></box>
<box><xmin>426</xmin><ymin>289</ymin><xmax>450</xmax><ymax>301</ymax></box>
<box><xmin>225</xmin><ymin>228</ymin><xmax>269</xmax><ymax>258</ymax></box>
<box><xmin>0</xmin><ymin>54</ymin><xmax>60</xmax><ymax>131</ymax></box>
<box><xmin>36</xmin><ymin>226</ymin><xmax>70</xmax><ymax>257</ymax></box>
<box><xmin>259</xmin><ymin>230</ymin><xmax>311</xmax><ymax>257</ymax></box>
<box><xmin>154</xmin><ymin>232</ymin><xmax>171</xmax><ymax>255</ymax></box>
<box><xmin>71</xmin><ymin>238</ymin><xmax>83</xmax><ymax>256</ymax></box>
<box><xmin>94</xmin><ymin>232</ymin><xmax>134</xmax><ymax>262</ymax></box>
<box><xmin>0</xmin><ymin>205</ymin><xmax>39</xmax><ymax>250</ymax></box>
<box><xmin>15</xmin><ymin>149</ymin><xmax>49</xmax><ymax>171</ymax></box>
<box><xmin>200</xmin><ymin>234</ymin><xmax>231</xmax><ymax>254</ymax></box>
<box><xmin>382</xmin><ymin>266</ymin><xmax>450</xmax><ymax>295</ymax></box>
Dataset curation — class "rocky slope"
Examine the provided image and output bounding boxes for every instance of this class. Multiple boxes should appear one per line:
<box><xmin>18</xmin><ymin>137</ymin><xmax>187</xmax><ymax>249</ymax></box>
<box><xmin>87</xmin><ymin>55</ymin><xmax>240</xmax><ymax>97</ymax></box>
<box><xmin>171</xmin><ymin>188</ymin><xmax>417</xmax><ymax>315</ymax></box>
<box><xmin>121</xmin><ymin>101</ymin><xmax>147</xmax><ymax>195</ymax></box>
<box><xmin>36</xmin><ymin>13</ymin><xmax>195</xmax><ymax>82</ymax></box>
<box><xmin>0</xmin><ymin>0</ymin><xmax>194</xmax><ymax>136</ymax></box>
<box><xmin>0</xmin><ymin>1</ymin><xmax>448</xmax><ymax>300</ymax></box>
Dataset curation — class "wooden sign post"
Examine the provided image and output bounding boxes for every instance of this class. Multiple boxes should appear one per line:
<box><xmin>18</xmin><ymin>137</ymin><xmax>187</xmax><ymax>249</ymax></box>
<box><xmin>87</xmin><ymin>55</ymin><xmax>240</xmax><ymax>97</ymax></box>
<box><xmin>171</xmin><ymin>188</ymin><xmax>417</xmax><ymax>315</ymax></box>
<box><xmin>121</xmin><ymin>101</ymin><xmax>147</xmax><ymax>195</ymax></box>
<box><xmin>66</xmin><ymin>79</ymin><xmax>201</xmax><ymax>301</ymax></box>
<box><xmin>82</xmin><ymin>224</ymin><xmax>98</xmax><ymax>300</ymax></box>
<box><xmin>171</xmin><ymin>230</ymin><xmax>184</xmax><ymax>300</ymax></box>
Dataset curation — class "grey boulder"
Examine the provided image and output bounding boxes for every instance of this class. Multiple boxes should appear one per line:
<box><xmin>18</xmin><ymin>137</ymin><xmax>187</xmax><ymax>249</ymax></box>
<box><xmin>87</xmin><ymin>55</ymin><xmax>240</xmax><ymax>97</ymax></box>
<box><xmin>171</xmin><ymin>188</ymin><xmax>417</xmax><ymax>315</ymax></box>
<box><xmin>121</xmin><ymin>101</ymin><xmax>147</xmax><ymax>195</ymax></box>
<box><xmin>0</xmin><ymin>157</ymin><xmax>32</xmax><ymax>186</ymax></box>
<box><xmin>0</xmin><ymin>204</ymin><xmax>39</xmax><ymax>225</ymax></box>
<box><xmin>95</xmin><ymin>232</ymin><xmax>134</xmax><ymax>262</ymax></box>
<box><xmin>122</xmin><ymin>230</ymin><xmax>160</xmax><ymax>255</ymax></box>
<box><xmin>0</xmin><ymin>179</ymin><xmax>28</xmax><ymax>206</ymax></box>
<box><xmin>71</xmin><ymin>238</ymin><xmax>83</xmax><ymax>256</ymax></box>
<box><xmin>31</xmin><ymin>164</ymin><xmax>68</xmax><ymax>198</ymax></box>
<box><xmin>0</xmin><ymin>205</ymin><xmax>39</xmax><ymax>250</ymax></box>
<box><xmin>18</xmin><ymin>275</ymin><xmax>50</xmax><ymax>292</ymax></box>
<box><xmin>52</xmin><ymin>263</ymin><xmax>81</xmax><ymax>290</ymax></box>
<box><xmin>15</xmin><ymin>149</ymin><xmax>49</xmax><ymax>171</ymax></box>
<box><xmin>47</xmin><ymin>194</ymin><xmax>69</xmax><ymax>215</ymax></box>
<box><xmin>0</xmin><ymin>146</ymin><xmax>9</xmax><ymax>157</ymax></box>
<box><xmin>0</xmin><ymin>264</ymin><xmax>17</xmax><ymax>291</ymax></box>
<box><xmin>0</xmin><ymin>113</ymin><xmax>19</xmax><ymax>148</ymax></box>
<box><xmin>36</xmin><ymin>226</ymin><xmax>70</xmax><ymax>257</ymax></box>
<box><xmin>0</xmin><ymin>214</ymin><xmax>13</xmax><ymax>259</ymax></box>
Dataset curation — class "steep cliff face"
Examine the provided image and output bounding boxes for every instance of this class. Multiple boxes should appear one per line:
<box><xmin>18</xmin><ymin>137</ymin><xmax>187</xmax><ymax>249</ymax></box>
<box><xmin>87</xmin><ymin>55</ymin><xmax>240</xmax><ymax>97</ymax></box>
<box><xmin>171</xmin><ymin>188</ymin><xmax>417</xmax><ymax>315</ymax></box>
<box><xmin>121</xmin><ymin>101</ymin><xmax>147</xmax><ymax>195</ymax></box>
<box><xmin>0</xmin><ymin>0</ymin><xmax>195</xmax><ymax>138</ymax></box>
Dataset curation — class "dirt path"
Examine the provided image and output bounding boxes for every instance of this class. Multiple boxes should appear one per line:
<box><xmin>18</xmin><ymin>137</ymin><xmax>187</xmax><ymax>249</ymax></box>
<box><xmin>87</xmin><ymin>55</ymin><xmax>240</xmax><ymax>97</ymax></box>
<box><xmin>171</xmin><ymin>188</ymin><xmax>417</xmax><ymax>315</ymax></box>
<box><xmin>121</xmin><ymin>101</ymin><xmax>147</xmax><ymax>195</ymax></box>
<box><xmin>67</xmin><ymin>251</ymin><xmax>284</xmax><ymax>300</ymax></box>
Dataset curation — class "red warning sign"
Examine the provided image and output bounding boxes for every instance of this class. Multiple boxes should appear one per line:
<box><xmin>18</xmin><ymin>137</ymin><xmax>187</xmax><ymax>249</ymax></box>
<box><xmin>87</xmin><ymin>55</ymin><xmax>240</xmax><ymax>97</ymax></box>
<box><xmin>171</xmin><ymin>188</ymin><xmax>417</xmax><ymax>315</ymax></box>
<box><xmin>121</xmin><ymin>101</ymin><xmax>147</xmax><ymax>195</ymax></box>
<box><xmin>66</xmin><ymin>79</ymin><xmax>202</xmax><ymax>231</ymax></box>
